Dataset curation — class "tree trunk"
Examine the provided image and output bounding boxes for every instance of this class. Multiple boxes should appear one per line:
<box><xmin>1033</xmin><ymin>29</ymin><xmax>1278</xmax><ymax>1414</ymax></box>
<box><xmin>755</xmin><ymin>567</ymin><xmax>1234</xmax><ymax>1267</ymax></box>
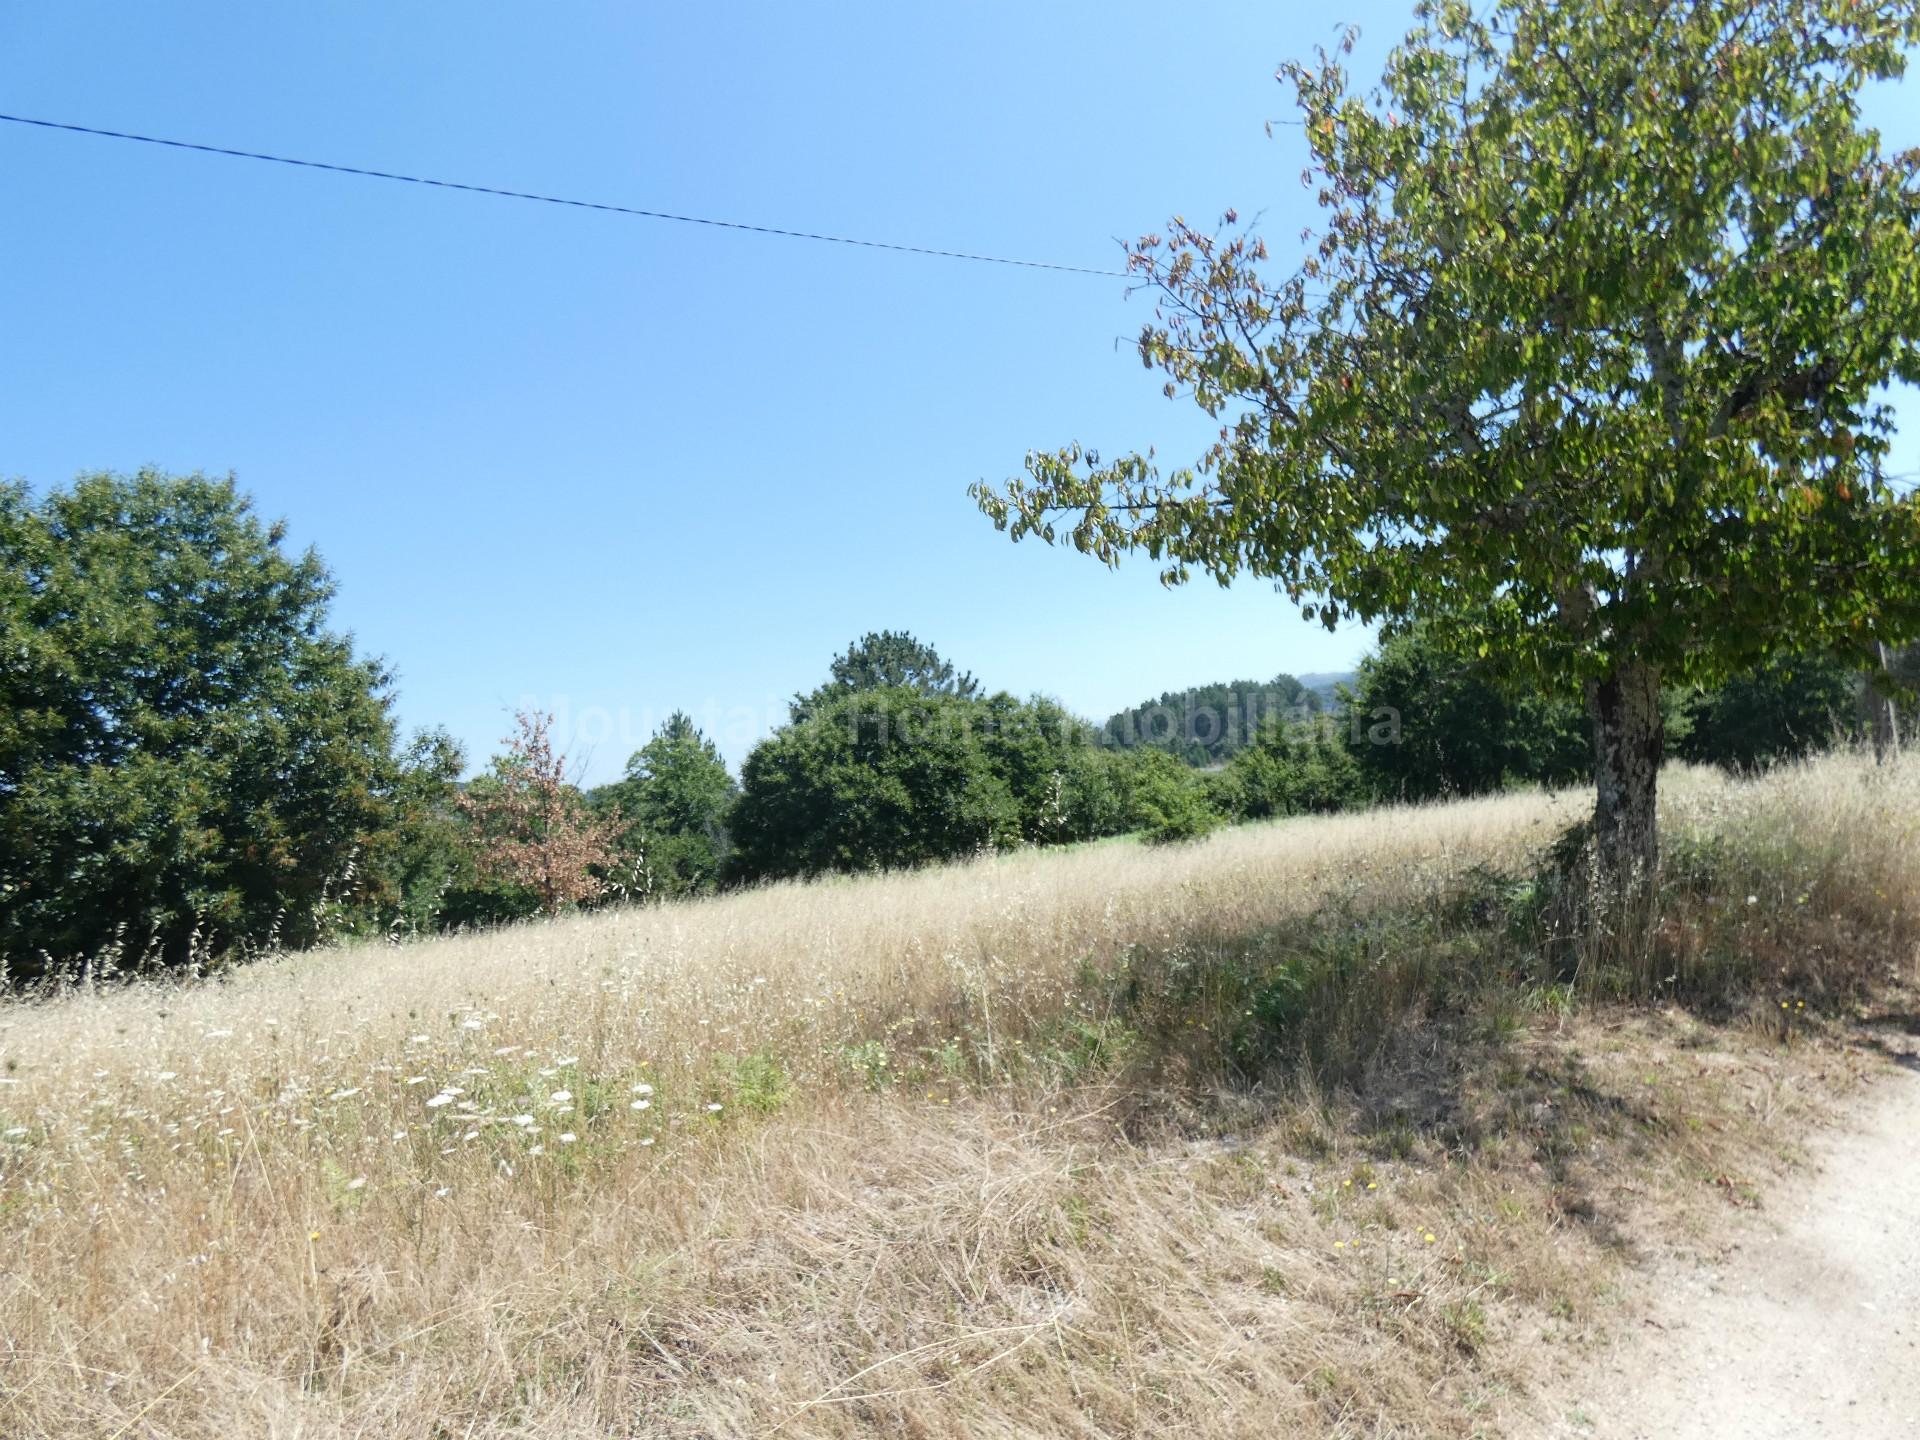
<box><xmin>1871</xmin><ymin>641</ymin><xmax>1901</xmax><ymax>764</ymax></box>
<box><xmin>1588</xmin><ymin>660</ymin><xmax>1663</xmax><ymax>892</ymax></box>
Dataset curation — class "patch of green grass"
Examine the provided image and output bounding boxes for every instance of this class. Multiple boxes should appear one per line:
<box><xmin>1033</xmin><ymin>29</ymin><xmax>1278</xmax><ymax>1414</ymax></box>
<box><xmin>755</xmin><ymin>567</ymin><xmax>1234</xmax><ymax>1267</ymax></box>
<box><xmin>721</xmin><ymin>1052</ymin><xmax>791</xmax><ymax>1116</ymax></box>
<box><xmin>1441</xmin><ymin>1298</ymin><xmax>1490</xmax><ymax>1355</ymax></box>
<box><xmin>1370</xmin><ymin>1121</ymin><xmax>1418</xmax><ymax>1161</ymax></box>
<box><xmin>837</xmin><ymin>1039</ymin><xmax>893</xmax><ymax>1091</ymax></box>
<box><xmin>1042</xmin><ymin>1014</ymin><xmax>1138</xmax><ymax>1081</ymax></box>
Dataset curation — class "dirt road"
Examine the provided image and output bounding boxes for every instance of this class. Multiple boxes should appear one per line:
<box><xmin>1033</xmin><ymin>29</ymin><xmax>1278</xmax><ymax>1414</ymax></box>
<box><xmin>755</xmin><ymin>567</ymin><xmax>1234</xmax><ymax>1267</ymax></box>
<box><xmin>1549</xmin><ymin>1046</ymin><xmax>1920</xmax><ymax>1439</ymax></box>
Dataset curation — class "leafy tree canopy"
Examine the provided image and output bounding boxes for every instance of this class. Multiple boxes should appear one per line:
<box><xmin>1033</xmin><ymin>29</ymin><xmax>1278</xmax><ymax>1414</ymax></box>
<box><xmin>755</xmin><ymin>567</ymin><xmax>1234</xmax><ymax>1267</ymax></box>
<box><xmin>601</xmin><ymin>712</ymin><xmax>737</xmax><ymax>899</ymax></box>
<box><xmin>1341</xmin><ymin>627</ymin><xmax>1589</xmax><ymax>800</ymax></box>
<box><xmin>1677</xmin><ymin>650</ymin><xmax>1859</xmax><ymax>770</ymax></box>
<box><xmin>0</xmin><ymin>470</ymin><xmax>414</xmax><ymax>976</ymax></box>
<box><xmin>729</xmin><ymin>687</ymin><xmax>1020</xmax><ymax>881</ymax></box>
<box><xmin>1101</xmin><ymin>673</ymin><xmax>1319</xmax><ymax>765</ymax></box>
<box><xmin>352</xmin><ymin>726</ymin><xmax>468</xmax><ymax>939</ymax></box>
<box><xmin>792</xmin><ymin>631</ymin><xmax>979</xmax><ymax>720</ymax></box>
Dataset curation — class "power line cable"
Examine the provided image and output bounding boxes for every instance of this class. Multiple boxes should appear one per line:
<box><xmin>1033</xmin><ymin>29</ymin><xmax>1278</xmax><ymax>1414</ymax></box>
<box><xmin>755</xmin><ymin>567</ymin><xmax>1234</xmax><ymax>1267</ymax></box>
<box><xmin>0</xmin><ymin>112</ymin><xmax>1130</xmax><ymax>278</ymax></box>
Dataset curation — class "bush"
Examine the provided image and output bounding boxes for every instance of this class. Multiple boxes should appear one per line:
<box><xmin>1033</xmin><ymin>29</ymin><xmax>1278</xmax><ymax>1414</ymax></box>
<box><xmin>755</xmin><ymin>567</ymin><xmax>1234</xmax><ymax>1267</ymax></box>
<box><xmin>1060</xmin><ymin>747</ymin><xmax>1222</xmax><ymax>843</ymax></box>
<box><xmin>342</xmin><ymin>728</ymin><xmax>469</xmax><ymax>940</ymax></box>
<box><xmin>1054</xmin><ymin>747</ymin><xmax>1128</xmax><ymax>841</ymax></box>
<box><xmin>1220</xmin><ymin>720</ymin><xmax>1369</xmax><ymax>820</ymax></box>
<box><xmin>978</xmin><ymin>694</ymin><xmax>1097</xmax><ymax>844</ymax></box>
<box><xmin>1125</xmin><ymin>751</ymin><xmax>1222</xmax><ymax>844</ymax></box>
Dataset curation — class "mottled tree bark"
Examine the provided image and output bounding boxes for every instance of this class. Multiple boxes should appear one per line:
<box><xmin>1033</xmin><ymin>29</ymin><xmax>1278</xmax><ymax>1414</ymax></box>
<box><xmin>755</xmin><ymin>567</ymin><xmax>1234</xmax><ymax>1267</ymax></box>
<box><xmin>1588</xmin><ymin>661</ymin><xmax>1663</xmax><ymax>890</ymax></box>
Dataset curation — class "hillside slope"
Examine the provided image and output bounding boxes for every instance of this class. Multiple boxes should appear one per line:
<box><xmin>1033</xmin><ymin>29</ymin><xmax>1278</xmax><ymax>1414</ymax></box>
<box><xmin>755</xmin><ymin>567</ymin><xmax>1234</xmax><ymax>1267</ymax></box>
<box><xmin>0</xmin><ymin>755</ymin><xmax>1914</xmax><ymax>1438</ymax></box>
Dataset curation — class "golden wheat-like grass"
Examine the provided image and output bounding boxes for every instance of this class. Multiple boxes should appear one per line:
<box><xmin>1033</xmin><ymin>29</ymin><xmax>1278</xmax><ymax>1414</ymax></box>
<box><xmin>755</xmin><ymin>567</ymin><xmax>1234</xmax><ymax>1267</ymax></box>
<box><xmin>0</xmin><ymin>755</ymin><xmax>1913</xmax><ymax>1437</ymax></box>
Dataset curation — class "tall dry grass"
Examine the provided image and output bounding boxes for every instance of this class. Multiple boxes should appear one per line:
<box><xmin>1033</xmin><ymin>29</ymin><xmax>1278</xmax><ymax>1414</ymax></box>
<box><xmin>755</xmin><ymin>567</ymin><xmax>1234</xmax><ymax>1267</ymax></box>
<box><xmin>0</xmin><ymin>753</ymin><xmax>1914</xmax><ymax>1437</ymax></box>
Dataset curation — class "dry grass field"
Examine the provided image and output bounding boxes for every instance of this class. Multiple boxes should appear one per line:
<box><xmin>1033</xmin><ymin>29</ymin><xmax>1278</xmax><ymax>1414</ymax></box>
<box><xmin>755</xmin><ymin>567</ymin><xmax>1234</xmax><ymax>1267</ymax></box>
<box><xmin>2</xmin><ymin>754</ymin><xmax>1916</xmax><ymax>1438</ymax></box>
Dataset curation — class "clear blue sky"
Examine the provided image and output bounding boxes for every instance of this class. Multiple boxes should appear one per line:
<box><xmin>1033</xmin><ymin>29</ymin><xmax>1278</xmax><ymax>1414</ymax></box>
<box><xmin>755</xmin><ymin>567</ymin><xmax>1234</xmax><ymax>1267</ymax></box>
<box><xmin>3</xmin><ymin>3</ymin><xmax>1914</xmax><ymax>782</ymax></box>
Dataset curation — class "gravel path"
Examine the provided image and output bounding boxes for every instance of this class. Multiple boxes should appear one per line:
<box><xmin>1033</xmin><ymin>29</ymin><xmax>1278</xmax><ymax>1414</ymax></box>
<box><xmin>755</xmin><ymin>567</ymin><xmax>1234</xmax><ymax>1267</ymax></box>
<box><xmin>1551</xmin><ymin>1046</ymin><xmax>1920</xmax><ymax>1439</ymax></box>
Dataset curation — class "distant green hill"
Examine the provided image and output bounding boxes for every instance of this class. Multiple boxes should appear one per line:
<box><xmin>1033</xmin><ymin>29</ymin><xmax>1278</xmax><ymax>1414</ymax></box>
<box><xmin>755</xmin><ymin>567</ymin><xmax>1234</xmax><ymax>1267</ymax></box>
<box><xmin>1099</xmin><ymin>674</ymin><xmax>1322</xmax><ymax>766</ymax></box>
<box><xmin>1295</xmin><ymin>671</ymin><xmax>1357</xmax><ymax>703</ymax></box>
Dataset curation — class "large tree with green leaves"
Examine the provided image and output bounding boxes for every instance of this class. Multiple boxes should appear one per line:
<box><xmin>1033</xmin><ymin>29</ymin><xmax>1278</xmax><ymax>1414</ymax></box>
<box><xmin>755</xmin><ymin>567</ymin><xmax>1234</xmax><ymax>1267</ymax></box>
<box><xmin>975</xmin><ymin>0</ymin><xmax>1920</xmax><ymax>891</ymax></box>
<box><xmin>728</xmin><ymin>687</ymin><xmax>1020</xmax><ymax>881</ymax></box>
<box><xmin>1676</xmin><ymin>650</ymin><xmax>1859</xmax><ymax>770</ymax></box>
<box><xmin>600</xmin><ymin>712</ymin><xmax>737</xmax><ymax>899</ymax></box>
<box><xmin>790</xmin><ymin>631</ymin><xmax>979</xmax><ymax>720</ymax></box>
<box><xmin>0</xmin><ymin>470</ymin><xmax>422</xmax><ymax>976</ymax></box>
<box><xmin>1342</xmin><ymin>627</ymin><xmax>1591</xmax><ymax>799</ymax></box>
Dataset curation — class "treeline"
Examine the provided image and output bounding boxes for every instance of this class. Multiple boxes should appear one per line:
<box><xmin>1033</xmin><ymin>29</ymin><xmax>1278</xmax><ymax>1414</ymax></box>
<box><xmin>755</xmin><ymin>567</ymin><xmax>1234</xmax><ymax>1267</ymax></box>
<box><xmin>1096</xmin><ymin>674</ymin><xmax>1323</xmax><ymax>766</ymax></box>
<box><xmin>2</xmin><ymin>471</ymin><xmax>1909</xmax><ymax>980</ymax></box>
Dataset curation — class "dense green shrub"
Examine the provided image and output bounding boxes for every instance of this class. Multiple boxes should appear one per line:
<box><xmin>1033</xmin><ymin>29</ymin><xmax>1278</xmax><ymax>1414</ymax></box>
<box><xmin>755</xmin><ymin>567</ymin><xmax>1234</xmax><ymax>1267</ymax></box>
<box><xmin>1124</xmin><ymin>750</ymin><xmax>1222</xmax><ymax>844</ymax></box>
<box><xmin>1053</xmin><ymin>747</ymin><xmax>1130</xmax><ymax>841</ymax></box>
<box><xmin>1218</xmin><ymin>719</ymin><xmax>1369</xmax><ymax>820</ymax></box>
<box><xmin>1049</xmin><ymin>746</ymin><xmax>1224</xmax><ymax>843</ymax></box>
<box><xmin>978</xmin><ymin>694</ymin><xmax>1093</xmax><ymax>843</ymax></box>
<box><xmin>732</xmin><ymin>637</ymin><xmax>1162</xmax><ymax>878</ymax></box>
<box><xmin>345</xmin><ymin>728</ymin><xmax>470</xmax><ymax>939</ymax></box>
